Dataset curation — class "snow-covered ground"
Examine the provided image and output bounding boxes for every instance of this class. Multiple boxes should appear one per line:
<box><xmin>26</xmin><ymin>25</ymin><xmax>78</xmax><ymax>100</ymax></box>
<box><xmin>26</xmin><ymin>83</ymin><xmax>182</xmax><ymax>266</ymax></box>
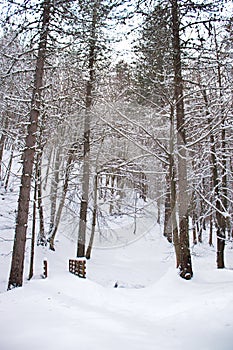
<box><xmin>0</xmin><ymin>162</ymin><xmax>233</xmax><ymax>350</ymax></box>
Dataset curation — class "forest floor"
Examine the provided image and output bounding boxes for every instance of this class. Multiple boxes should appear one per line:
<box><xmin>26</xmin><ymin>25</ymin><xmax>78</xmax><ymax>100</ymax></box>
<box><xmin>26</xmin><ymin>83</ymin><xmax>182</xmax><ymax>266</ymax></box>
<box><xmin>0</xmin><ymin>175</ymin><xmax>233</xmax><ymax>349</ymax></box>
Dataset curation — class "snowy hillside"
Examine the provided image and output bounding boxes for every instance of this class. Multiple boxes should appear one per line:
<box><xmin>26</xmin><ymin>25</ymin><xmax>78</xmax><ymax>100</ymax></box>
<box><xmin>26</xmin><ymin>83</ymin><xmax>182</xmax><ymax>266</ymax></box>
<box><xmin>1</xmin><ymin>181</ymin><xmax>233</xmax><ymax>350</ymax></box>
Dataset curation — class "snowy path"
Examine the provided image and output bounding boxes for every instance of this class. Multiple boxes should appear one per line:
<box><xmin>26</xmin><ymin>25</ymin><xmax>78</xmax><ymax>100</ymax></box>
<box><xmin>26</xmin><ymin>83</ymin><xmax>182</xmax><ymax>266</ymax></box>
<box><xmin>1</xmin><ymin>182</ymin><xmax>233</xmax><ymax>350</ymax></box>
<box><xmin>1</xmin><ymin>228</ymin><xmax>233</xmax><ymax>350</ymax></box>
<box><xmin>0</xmin><ymin>263</ymin><xmax>233</xmax><ymax>350</ymax></box>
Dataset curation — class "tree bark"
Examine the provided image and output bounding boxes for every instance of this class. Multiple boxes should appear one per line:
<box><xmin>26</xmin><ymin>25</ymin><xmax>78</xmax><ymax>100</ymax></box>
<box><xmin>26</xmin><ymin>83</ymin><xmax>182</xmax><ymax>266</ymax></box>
<box><xmin>43</xmin><ymin>146</ymin><xmax>53</xmax><ymax>191</ymax></box>
<box><xmin>0</xmin><ymin>133</ymin><xmax>5</xmax><ymax>181</ymax></box>
<box><xmin>48</xmin><ymin>147</ymin><xmax>61</xmax><ymax>236</ymax></box>
<box><xmin>171</xmin><ymin>0</ymin><xmax>193</xmax><ymax>279</ymax></box>
<box><xmin>163</xmin><ymin>172</ymin><xmax>172</xmax><ymax>243</ymax></box>
<box><xmin>8</xmin><ymin>0</ymin><xmax>51</xmax><ymax>289</ymax></box>
<box><xmin>202</xmin><ymin>87</ymin><xmax>226</xmax><ymax>268</ymax></box>
<box><xmin>77</xmin><ymin>2</ymin><xmax>98</xmax><ymax>257</ymax></box>
<box><xmin>215</xmin><ymin>30</ymin><xmax>227</xmax><ymax>268</ymax></box>
<box><xmin>0</xmin><ymin>117</ymin><xmax>9</xmax><ymax>181</ymax></box>
<box><xmin>209</xmin><ymin>215</ymin><xmax>213</xmax><ymax>246</ymax></box>
<box><xmin>4</xmin><ymin>144</ymin><xmax>14</xmax><ymax>191</ymax></box>
<box><xmin>86</xmin><ymin>174</ymin><xmax>98</xmax><ymax>259</ymax></box>
<box><xmin>48</xmin><ymin>150</ymin><xmax>74</xmax><ymax>251</ymax></box>
<box><xmin>28</xmin><ymin>166</ymin><xmax>38</xmax><ymax>280</ymax></box>
<box><xmin>169</xmin><ymin>105</ymin><xmax>180</xmax><ymax>267</ymax></box>
<box><xmin>37</xmin><ymin>151</ymin><xmax>46</xmax><ymax>245</ymax></box>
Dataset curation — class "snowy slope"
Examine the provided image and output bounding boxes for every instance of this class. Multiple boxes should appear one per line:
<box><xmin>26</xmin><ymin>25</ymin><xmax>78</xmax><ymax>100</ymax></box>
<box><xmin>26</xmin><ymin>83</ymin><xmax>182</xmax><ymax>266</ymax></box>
<box><xmin>0</xmin><ymin>226</ymin><xmax>233</xmax><ymax>350</ymax></box>
<box><xmin>0</xmin><ymin>151</ymin><xmax>233</xmax><ymax>350</ymax></box>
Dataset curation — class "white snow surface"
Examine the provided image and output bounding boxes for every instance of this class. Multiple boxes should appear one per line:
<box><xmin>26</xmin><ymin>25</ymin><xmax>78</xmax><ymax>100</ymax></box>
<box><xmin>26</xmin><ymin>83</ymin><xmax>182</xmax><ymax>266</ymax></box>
<box><xmin>0</xmin><ymin>184</ymin><xmax>233</xmax><ymax>349</ymax></box>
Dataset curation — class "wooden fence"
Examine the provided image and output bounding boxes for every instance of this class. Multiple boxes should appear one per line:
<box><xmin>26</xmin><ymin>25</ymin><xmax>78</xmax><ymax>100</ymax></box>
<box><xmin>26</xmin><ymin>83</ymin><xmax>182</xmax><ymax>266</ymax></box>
<box><xmin>69</xmin><ymin>259</ymin><xmax>86</xmax><ymax>278</ymax></box>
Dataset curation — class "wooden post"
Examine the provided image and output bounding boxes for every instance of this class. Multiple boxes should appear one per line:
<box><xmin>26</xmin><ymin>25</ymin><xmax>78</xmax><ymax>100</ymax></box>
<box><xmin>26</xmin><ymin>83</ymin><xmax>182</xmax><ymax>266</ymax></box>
<box><xmin>43</xmin><ymin>260</ymin><xmax>48</xmax><ymax>278</ymax></box>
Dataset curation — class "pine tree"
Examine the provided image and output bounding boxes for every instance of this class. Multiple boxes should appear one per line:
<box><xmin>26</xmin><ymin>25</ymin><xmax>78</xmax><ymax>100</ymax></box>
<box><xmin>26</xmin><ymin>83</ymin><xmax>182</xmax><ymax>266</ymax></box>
<box><xmin>8</xmin><ymin>0</ymin><xmax>52</xmax><ymax>289</ymax></box>
<box><xmin>76</xmin><ymin>0</ymin><xmax>123</xmax><ymax>257</ymax></box>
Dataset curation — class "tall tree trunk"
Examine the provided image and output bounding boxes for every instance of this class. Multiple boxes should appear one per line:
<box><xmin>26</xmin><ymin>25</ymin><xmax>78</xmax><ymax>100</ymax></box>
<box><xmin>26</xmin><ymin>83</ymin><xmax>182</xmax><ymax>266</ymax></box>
<box><xmin>28</xmin><ymin>165</ymin><xmax>38</xmax><ymax>280</ymax></box>
<box><xmin>209</xmin><ymin>214</ymin><xmax>213</xmax><ymax>246</ymax></box>
<box><xmin>77</xmin><ymin>105</ymin><xmax>91</xmax><ymax>257</ymax></box>
<box><xmin>157</xmin><ymin>192</ymin><xmax>161</xmax><ymax>225</ymax></box>
<box><xmin>77</xmin><ymin>3</ymin><xmax>98</xmax><ymax>257</ymax></box>
<box><xmin>209</xmin><ymin>108</ymin><xmax>225</xmax><ymax>267</ymax></box>
<box><xmin>37</xmin><ymin>151</ymin><xmax>46</xmax><ymax>245</ymax></box>
<box><xmin>215</xmin><ymin>30</ymin><xmax>227</xmax><ymax>268</ymax></box>
<box><xmin>171</xmin><ymin>0</ymin><xmax>193</xmax><ymax>279</ymax></box>
<box><xmin>0</xmin><ymin>117</ymin><xmax>9</xmax><ymax>181</ymax></box>
<box><xmin>43</xmin><ymin>146</ymin><xmax>53</xmax><ymax>191</ymax></box>
<box><xmin>202</xmin><ymin>87</ymin><xmax>226</xmax><ymax>268</ymax></box>
<box><xmin>48</xmin><ymin>150</ymin><xmax>74</xmax><ymax>251</ymax></box>
<box><xmin>0</xmin><ymin>134</ymin><xmax>5</xmax><ymax>181</ymax></box>
<box><xmin>8</xmin><ymin>0</ymin><xmax>51</xmax><ymax>289</ymax></box>
<box><xmin>198</xmin><ymin>219</ymin><xmax>203</xmax><ymax>243</ymax></box>
<box><xmin>85</xmin><ymin>131</ymin><xmax>104</xmax><ymax>259</ymax></box>
<box><xmin>169</xmin><ymin>105</ymin><xmax>180</xmax><ymax>267</ymax></box>
<box><xmin>163</xmin><ymin>172</ymin><xmax>172</xmax><ymax>243</ymax></box>
<box><xmin>36</xmin><ymin>113</ymin><xmax>46</xmax><ymax>246</ymax></box>
<box><xmin>191</xmin><ymin>192</ymin><xmax>197</xmax><ymax>245</ymax></box>
<box><xmin>48</xmin><ymin>147</ymin><xmax>61</xmax><ymax>236</ymax></box>
<box><xmin>109</xmin><ymin>175</ymin><xmax>115</xmax><ymax>215</ymax></box>
<box><xmin>86</xmin><ymin>174</ymin><xmax>98</xmax><ymax>259</ymax></box>
<box><xmin>4</xmin><ymin>144</ymin><xmax>14</xmax><ymax>191</ymax></box>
